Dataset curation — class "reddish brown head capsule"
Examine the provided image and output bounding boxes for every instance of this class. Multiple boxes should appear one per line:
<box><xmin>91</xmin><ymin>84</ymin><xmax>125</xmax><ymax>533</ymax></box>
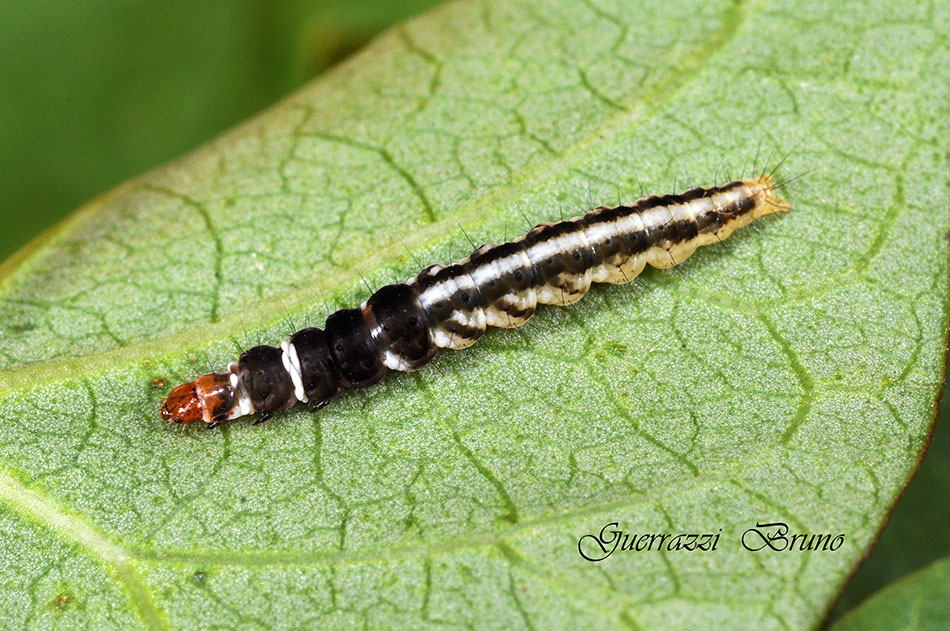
<box><xmin>161</xmin><ymin>382</ymin><xmax>203</xmax><ymax>424</ymax></box>
<box><xmin>161</xmin><ymin>373</ymin><xmax>236</xmax><ymax>424</ymax></box>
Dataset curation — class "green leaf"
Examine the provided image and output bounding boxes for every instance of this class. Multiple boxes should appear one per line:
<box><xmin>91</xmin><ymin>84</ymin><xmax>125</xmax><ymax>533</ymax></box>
<box><xmin>1</xmin><ymin>0</ymin><xmax>948</xmax><ymax>629</ymax></box>
<box><xmin>831</xmin><ymin>557</ymin><xmax>950</xmax><ymax>631</ymax></box>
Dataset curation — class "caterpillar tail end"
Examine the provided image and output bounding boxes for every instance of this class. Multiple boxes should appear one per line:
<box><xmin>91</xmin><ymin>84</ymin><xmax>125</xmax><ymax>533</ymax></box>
<box><xmin>753</xmin><ymin>173</ymin><xmax>791</xmax><ymax>217</ymax></box>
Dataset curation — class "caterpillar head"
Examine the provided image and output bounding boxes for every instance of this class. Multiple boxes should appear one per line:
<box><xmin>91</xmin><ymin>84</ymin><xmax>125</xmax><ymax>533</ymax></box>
<box><xmin>161</xmin><ymin>373</ymin><xmax>235</xmax><ymax>424</ymax></box>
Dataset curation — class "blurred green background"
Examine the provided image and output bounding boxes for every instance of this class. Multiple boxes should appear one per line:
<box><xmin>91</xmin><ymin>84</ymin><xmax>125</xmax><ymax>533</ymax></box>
<box><xmin>1</xmin><ymin>1</ymin><xmax>946</xmax><ymax>625</ymax></box>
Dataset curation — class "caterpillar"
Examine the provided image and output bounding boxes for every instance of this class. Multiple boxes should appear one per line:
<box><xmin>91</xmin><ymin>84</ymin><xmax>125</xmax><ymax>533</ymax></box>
<box><xmin>161</xmin><ymin>173</ymin><xmax>790</xmax><ymax>428</ymax></box>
